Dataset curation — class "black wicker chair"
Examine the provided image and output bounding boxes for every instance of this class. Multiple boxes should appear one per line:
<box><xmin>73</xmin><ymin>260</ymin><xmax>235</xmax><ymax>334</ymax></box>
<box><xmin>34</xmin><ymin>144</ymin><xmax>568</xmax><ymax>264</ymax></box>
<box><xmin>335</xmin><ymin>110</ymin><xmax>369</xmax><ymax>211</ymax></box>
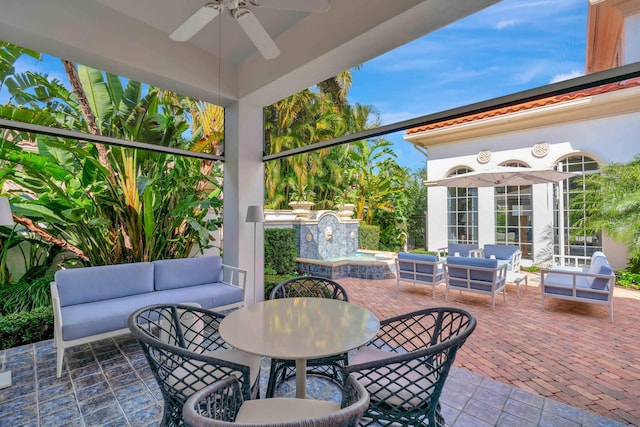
<box><xmin>343</xmin><ymin>307</ymin><xmax>476</xmax><ymax>427</ymax></box>
<box><xmin>183</xmin><ymin>374</ymin><xmax>369</xmax><ymax>427</ymax></box>
<box><xmin>266</xmin><ymin>276</ymin><xmax>349</xmax><ymax>397</ymax></box>
<box><xmin>128</xmin><ymin>304</ymin><xmax>261</xmax><ymax>427</ymax></box>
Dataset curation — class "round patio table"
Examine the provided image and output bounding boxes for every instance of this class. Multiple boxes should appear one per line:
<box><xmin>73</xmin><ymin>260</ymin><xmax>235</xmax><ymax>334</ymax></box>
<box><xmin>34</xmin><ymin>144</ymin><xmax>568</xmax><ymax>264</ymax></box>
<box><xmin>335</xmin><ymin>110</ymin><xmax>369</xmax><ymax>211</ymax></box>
<box><xmin>219</xmin><ymin>298</ymin><xmax>379</xmax><ymax>398</ymax></box>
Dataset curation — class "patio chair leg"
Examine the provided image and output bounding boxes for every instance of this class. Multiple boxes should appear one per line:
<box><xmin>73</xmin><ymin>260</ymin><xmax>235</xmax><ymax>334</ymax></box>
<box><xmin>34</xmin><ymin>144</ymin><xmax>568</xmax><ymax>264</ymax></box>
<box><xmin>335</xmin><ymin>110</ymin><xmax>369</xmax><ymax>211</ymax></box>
<box><xmin>56</xmin><ymin>347</ymin><xmax>64</xmax><ymax>378</ymax></box>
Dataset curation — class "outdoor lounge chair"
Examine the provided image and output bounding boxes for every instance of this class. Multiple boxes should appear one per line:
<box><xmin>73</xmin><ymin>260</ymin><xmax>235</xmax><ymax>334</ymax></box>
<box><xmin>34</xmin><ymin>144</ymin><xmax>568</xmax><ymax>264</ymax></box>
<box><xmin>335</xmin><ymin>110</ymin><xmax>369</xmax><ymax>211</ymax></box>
<box><xmin>128</xmin><ymin>304</ymin><xmax>261</xmax><ymax>427</ymax></box>
<box><xmin>541</xmin><ymin>251</ymin><xmax>615</xmax><ymax>322</ymax></box>
<box><xmin>343</xmin><ymin>307</ymin><xmax>476</xmax><ymax>427</ymax></box>
<box><xmin>265</xmin><ymin>276</ymin><xmax>349</xmax><ymax>398</ymax></box>
<box><xmin>182</xmin><ymin>374</ymin><xmax>369</xmax><ymax>427</ymax></box>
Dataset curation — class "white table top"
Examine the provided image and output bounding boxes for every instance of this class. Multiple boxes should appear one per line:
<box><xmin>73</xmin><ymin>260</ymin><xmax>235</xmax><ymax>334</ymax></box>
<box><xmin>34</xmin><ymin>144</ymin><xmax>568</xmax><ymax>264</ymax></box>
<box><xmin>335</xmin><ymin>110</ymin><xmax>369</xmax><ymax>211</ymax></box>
<box><xmin>219</xmin><ymin>298</ymin><xmax>380</xmax><ymax>360</ymax></box>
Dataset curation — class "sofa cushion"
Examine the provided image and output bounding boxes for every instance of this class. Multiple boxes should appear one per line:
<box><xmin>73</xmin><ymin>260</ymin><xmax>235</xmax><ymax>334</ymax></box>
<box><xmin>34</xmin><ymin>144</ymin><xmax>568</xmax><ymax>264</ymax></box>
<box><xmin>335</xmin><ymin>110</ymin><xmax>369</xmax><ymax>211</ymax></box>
<box><xmin>447</xmin><ymin>244</ymin><xmax>478</xmax><ymax>257</ymax></box>
<box><xmin>55</xmin><ymin>262</ymin><xmax>154</xmax><ymax>307</ymax></box>
<box><xmin>483</xmin><ymin>245</ymin><xmax>519</xmax><ymax>260</ymax></box>
<box><xmin>543</xmin><ymin>272</ymin><xmax>609</xmax><ymax>301</ymax></box>
<box><xmin>153</xmin><ymin>256</ymin><xmax>223</xmax><ymax>291</ymax></box>
<box><xmin>587</xmin><ymin>256</ymin><xmax>613</xmax><ymax>290</ymax></box>
<box><xmin>446</xmin><ymin>257</ymin><xmax>498</xmax><ymax>283</ymax></box>
<box><xmin>61</xmin><ymin>283</ymin><xmax>242</xmax><ymax>341</ymax></box>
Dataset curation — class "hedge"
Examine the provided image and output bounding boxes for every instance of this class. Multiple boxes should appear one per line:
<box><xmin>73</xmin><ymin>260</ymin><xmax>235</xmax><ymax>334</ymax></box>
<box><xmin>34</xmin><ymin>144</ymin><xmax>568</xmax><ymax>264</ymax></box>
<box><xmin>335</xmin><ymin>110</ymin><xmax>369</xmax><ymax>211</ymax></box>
<box><xmin>264</xmin><ymin>228</ymin><xmax>298</xmax><ymax>275</ymax></box>
<box><xmin>0</xmin><ymin>305</ymin><xmax>54</xmax><ymax>350</ymax></box>
<box><xmin>358</xmin><ymin>224</ymin><xmax>380</xmax><ymax>250</ymax></box>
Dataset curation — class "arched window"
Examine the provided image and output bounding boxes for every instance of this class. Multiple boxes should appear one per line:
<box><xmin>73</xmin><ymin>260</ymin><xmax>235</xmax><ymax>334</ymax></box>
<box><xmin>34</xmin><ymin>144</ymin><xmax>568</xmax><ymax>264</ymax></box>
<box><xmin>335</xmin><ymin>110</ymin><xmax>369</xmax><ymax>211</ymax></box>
<box><xmin>554</xmin><ymin>155</ymin><xmax>602</xmax><ymax>258</ymax></box>
<box><xmin>447</xmin><ymin>167</ymin><xmax>478</xmax><ymax>244</ymax></box>
<box><xmin>495</xmin><ymin>161</ymin><xmax>533</xmax><ymax>258</ymax></box>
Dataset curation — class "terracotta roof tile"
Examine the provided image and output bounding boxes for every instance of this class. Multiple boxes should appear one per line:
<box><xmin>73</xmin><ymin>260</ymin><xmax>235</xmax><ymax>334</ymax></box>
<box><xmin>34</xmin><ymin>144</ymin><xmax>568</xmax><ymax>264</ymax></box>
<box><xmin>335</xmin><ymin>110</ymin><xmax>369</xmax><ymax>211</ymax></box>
<box><xmin>406</xmin><ymin>77</ymin><xmax>640</xmax><ymax>134</ymax></box>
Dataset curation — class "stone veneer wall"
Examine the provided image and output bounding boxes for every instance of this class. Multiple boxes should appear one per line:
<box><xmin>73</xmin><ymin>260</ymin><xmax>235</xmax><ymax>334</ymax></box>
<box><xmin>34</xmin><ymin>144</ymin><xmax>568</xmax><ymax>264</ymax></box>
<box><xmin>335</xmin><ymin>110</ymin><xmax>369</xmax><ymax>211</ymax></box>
<box><xmin>296</xmin><ymin>259</ymin><xmax>394</xmax><ymax>280</ymax></box>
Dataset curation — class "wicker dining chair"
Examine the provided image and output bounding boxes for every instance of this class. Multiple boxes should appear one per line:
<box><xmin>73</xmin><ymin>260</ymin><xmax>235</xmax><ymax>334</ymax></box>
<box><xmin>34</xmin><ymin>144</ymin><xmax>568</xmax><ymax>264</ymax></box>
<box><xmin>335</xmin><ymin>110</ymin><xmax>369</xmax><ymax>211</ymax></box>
<box><xmin>128</xmin><ymin>304</ymin><xmax>261</xmax><ymax>427</ymax></box>
<box><xmin>343</xmin><ymin>307</ymin><xmax>476</xmax><ymax>427</ymax></box>
<box><xmin>266</xmin><ymin>276</ymin><xmax>349</xmax><ymax>397</ymax></box>
<box><xmin>183</xmin><ymin>373</ymin><xmax>369</xmax><ymax>427</ymax></box>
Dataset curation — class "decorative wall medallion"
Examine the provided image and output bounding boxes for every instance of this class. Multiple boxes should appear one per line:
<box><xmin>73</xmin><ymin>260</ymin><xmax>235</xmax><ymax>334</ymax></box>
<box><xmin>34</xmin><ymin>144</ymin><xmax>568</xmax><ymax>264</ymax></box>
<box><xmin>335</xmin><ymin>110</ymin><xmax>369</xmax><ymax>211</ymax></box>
<box><xmin>477</xmin><ymin>150</ymin><xmax>491</xmax><ymax>164</ymax></box>
<box><xmin>349</xmin><ymin>231</ymin><xmax>355</xmax><ymax>239</ymax></box>
<box><xmin>532</xmin><ymin>142</ymin><xmax>549</xmax><ymax>158</ymax></box>
<box><xmin>306</xmin><ymin>232</ymin><xmax>313</xmax><ymax>242</ymax></box>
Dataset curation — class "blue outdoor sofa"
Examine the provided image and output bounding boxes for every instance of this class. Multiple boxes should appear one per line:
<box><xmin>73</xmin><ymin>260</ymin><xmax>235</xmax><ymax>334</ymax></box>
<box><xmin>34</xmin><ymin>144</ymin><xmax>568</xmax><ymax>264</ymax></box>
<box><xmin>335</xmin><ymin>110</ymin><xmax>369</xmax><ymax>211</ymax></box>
<box><xmin>541</xmin><ymin>251</ymin><xmax>615</xmax><ymax>322</ymax></box>
<box><xmin>50</xmin><ymin>256</ymin><xmax>246</xmax><ymax>377</ymax></box>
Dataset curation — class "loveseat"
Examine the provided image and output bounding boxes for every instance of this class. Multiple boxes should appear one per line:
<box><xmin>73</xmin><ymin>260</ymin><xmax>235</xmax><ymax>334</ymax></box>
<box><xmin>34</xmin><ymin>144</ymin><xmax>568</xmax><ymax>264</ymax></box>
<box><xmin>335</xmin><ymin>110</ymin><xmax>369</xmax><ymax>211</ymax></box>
<box><xmin>540</xmin><ymin>251</ymin><xmax>615</xmax><ymax>322</ymax></box>
<box><xmin>472</xmin><ymin>244</ymin><xmax>522</xmax><ymax>272</ymax></box>
<box><xmin>395</xmin><ymin>252</ymin><xmax>444</xmax><ymax>297</ymax></box>
<box><xmin>51</xmin><ymin>256</ymin><xmax>246</xmax><ymax>377</ymax></box>
<box><xmin>444</xmin><ymin>256</ymin><xmax>507</xmax><ymax>310</ymax></box>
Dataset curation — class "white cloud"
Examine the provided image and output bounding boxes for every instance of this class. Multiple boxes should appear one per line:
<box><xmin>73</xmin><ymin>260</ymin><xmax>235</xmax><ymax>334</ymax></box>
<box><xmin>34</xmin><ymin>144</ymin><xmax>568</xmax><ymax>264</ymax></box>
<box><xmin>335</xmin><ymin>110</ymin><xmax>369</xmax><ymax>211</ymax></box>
<box><xmin>549</xmin><ymin>70</ymin><xmax>584</xmax><ymax>83</ymax></box>
<box><xmin>494</xmin><ymin>19</ymin><xmax>517</xmax><ymax>30</ymax></box>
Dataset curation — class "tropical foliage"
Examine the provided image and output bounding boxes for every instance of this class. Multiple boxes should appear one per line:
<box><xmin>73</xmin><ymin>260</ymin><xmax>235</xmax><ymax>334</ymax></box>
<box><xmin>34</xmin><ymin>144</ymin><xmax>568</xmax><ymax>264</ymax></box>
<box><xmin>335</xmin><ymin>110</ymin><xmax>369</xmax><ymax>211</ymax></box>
<box><xmin>264</xmin><ymin>74</ymin><xmax>423</xmax><ymax>251</ymax></box>
<box><xmin>580</xmin><ymin>155</ymin><xmax>640</xmax><ymax>272</ymax></box>
<box><xmin>0</xmin><ymin>42</ymin><xmax>224</xmax><ymax>288</ymax></box>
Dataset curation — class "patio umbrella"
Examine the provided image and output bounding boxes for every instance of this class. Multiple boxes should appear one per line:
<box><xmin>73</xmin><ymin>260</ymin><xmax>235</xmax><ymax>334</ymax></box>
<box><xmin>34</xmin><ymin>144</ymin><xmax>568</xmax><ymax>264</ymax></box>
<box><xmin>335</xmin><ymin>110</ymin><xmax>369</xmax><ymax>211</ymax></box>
<box><xmin>424</xmin><ymin>166</ymin><xmax>577</xmax><ymax>188</ymax></box>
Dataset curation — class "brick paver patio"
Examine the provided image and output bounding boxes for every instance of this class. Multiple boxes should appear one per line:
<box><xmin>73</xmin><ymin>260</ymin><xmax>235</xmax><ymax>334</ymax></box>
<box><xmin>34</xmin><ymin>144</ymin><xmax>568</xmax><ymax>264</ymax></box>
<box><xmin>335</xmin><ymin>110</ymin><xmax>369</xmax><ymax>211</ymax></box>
<box><xmin>337</xmin><ymin>273</ymin><xmax>640</xmax><ymax>426</ymax></box>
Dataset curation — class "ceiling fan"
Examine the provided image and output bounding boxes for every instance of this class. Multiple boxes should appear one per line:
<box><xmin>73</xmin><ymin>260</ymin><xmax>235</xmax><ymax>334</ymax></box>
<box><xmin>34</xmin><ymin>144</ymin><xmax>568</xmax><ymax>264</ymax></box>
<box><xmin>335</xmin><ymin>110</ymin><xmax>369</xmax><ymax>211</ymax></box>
<box><xmin>170</xmin><ymin>0</ymin><xmax>331</xmax><ymax>60</ymax></box>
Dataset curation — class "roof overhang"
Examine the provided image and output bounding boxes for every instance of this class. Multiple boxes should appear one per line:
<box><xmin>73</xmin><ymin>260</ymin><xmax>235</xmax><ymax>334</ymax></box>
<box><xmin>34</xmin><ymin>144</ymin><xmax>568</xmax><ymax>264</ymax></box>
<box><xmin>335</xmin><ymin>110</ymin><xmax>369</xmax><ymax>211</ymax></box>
<box><xmin>0</xmin><ymin>0</ymin><xmax>499</xmax><ymax>107</ymax></box>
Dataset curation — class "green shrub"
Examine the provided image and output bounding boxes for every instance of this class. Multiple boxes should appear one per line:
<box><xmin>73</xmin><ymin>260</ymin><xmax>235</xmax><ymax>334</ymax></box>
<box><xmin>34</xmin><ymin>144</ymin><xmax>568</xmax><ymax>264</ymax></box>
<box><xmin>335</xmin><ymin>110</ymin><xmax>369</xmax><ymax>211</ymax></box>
<box><xmin>616</xmin><ymin>270</ymin><xmax>640</xmax><ymax>290</ymax></box>
<box><xmin>408</xmin><ymin>248</ymin><xmax>439</xmax><ymax>256</ymax></box>
<box><xmin>0</xmin><ymin>306</ymin><xmax>54</xmax><ymax>350</ymax></box>
<box><xmin>264</xmin><ymin>273</ymin><xmax>298</xmax><ymax>300</ymax></box>
<box><xmin>522</xmin><ymin>265</ymin><xmax>540</xmax><ymax>272</ymax></box>
<box><xmin>359</xmin><ymin>225</ymin><xmax>380</xmax><ymax>250</ymax></box>
<box><xmin>264</xmin><ymin>228</ymin><xmax>298</xmax><ymax>275</ymax></box>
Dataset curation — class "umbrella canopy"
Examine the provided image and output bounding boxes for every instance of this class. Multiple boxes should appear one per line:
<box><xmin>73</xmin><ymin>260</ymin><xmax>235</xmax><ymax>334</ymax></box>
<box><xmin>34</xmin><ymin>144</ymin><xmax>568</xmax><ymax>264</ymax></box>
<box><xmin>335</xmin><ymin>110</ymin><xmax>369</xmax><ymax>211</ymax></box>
<box><xmin>425</xmin><ymin>166</ymin><xmax>578</xmax><ymax>188</ymax></box>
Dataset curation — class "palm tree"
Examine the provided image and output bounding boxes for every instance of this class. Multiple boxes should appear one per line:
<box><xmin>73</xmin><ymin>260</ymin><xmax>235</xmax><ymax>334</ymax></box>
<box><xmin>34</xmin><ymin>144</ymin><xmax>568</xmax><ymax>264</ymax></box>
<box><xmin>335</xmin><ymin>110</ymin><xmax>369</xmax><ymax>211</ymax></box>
<box><xmin>580</xmin><ymin>155</ymin><xmax>640</xmax><ymax>271</ymax></box>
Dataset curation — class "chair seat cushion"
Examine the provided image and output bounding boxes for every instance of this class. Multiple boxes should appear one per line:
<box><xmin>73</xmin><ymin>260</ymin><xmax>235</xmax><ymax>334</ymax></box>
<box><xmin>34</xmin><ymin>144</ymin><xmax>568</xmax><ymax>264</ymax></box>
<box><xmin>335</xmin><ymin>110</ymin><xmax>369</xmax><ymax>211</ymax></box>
<box><xmin>169</xmin><ymin>349</ymin><xmax>261</xmax><ymax>394</ymax></box>
<box><xmin>350</xmin><ymin>347</ymin><xmax>395</xmax><ymax>365</ymax></box>
<box><xmin>236</xmin><ymin>398</ymin><xmax>340</xmax><ymax>423</ymax></box>
<box><xmin>352</xmin><ymin>356</ymin><xmax>436</xmax><ymax>408</ymax></box>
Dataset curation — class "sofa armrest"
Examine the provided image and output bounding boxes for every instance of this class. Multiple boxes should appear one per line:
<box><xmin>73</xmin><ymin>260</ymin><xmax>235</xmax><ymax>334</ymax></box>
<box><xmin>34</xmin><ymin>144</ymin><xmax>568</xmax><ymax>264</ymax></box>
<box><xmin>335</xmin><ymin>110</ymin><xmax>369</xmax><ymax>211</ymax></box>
<box><xmin>436</xmin><ymin>247</ymin><xmax>448</xmax><ymax>260</ymax></box>
<box><xmin>509</xmin><ymin>250</ymin><xmax>522</xmax><ymax>271</ymax></box>
<box><xmin>221</xmin><ymin>264</ymin><xmax>247</xmax><ymax>292</ymax></box>
<box><xmin>50</xmin><ymin>282</ymin><xmax>63</xmax><ymax>347</ymax></box>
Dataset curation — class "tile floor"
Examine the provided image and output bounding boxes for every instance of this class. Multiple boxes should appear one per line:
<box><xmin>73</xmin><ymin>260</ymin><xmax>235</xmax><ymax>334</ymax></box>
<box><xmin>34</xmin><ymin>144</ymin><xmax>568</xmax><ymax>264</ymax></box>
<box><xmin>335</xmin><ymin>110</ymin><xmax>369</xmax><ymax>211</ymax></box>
<box><xmin>0</xmin><ymin>332</ymin><xmax>629</xmax><ymax>426</ymax></box>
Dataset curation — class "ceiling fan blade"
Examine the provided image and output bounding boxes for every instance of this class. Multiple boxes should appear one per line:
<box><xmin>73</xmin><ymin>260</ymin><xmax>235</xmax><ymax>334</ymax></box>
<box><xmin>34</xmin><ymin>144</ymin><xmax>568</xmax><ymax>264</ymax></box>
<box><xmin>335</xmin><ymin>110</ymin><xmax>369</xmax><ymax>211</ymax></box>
<box><xmin>234</xmin><ymin>8</ymin><xmax>281</xmax><ymax>59</ymax></box>
<box><xmin>170</xmin><ymin>3</ymin><xmax>223</xmax><ymax>42</ymax></box>
<box><xmin>252</xmin><ymin>0</ymin><xmax>330</xmax><ymax>13</ymax></box>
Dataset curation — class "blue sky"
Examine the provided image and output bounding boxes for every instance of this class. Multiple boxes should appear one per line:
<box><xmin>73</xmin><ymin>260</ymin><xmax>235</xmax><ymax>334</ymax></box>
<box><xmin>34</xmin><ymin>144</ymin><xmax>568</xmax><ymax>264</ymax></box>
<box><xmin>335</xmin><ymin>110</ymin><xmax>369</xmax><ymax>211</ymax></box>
<box><xmin>1</xmin><ymin>0</ymin><xmax>587</xmax><ymax>172</ymax></box>
<box><xmin>348</xmin><ymin>0</ymin><xmax>587</xmax><ymax>171</ymax></box>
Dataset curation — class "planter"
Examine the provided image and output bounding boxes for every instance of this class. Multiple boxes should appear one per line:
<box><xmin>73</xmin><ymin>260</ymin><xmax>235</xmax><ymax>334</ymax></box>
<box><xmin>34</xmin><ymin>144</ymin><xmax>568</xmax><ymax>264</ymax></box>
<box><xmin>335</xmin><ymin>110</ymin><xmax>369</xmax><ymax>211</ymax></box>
<box><xmin>336</xmin><ymin>203</ymin><xmax>356</xmax><ymax>218</ymax></box>
<box><xmin>289</xmin><ymin>201</ymin><xmax>315</xmax><ymax>219</ymax></box>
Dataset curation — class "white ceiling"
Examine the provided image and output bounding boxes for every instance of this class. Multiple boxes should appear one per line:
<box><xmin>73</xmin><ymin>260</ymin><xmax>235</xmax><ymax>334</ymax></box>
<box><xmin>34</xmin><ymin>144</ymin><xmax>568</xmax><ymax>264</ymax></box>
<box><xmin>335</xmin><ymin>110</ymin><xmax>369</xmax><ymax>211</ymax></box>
<box><xmin>0</xmin><ymin>0</ymin><xmax>500</xmax><ymax>107</ymax></box>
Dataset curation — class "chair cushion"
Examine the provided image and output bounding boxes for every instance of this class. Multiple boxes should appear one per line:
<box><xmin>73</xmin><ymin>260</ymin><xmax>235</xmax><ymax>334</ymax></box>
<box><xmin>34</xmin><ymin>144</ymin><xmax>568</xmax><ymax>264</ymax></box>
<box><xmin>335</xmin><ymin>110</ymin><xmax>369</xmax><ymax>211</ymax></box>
<box><xmin>352</xmin><ymin>358</ymin><xmax>436</xmax><ymax>408</ymax></box>
<box><xmin>483</xmin><ymin>245</ymin><xmax>519</xmax><ymax>261</ymax></box>
<box><xmin>55</xmin><ymin>262</ymin><xmax>154</xmax><ymax>306</ymax></box>
<box><xmin>169</xmin><ymin>349</ymin><xmax>261</xmax><ymax>393</ymax></box>
<box><xmin>236</xmin><ymin>398</ymin><xmax>340</xmax><ymax>423</ymax></box>
<box><xmin>350</xmin><ymin>347</ymin><xmax>395</xmax><ymax>365</ymax></box>
<box><xmin>153</xmin><ymin>256</ymin><xmax>223</xmax><ymax>291</ymax></box>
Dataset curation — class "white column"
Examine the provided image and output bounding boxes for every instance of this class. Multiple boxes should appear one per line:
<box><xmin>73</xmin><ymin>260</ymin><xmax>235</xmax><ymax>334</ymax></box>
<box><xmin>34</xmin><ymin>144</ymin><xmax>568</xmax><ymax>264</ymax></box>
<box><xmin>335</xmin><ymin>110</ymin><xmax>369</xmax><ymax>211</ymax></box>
<box><xmin>224</xmin><ymin>100</ymin><xmax>265</xmax><ymax>304</ymax></box>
